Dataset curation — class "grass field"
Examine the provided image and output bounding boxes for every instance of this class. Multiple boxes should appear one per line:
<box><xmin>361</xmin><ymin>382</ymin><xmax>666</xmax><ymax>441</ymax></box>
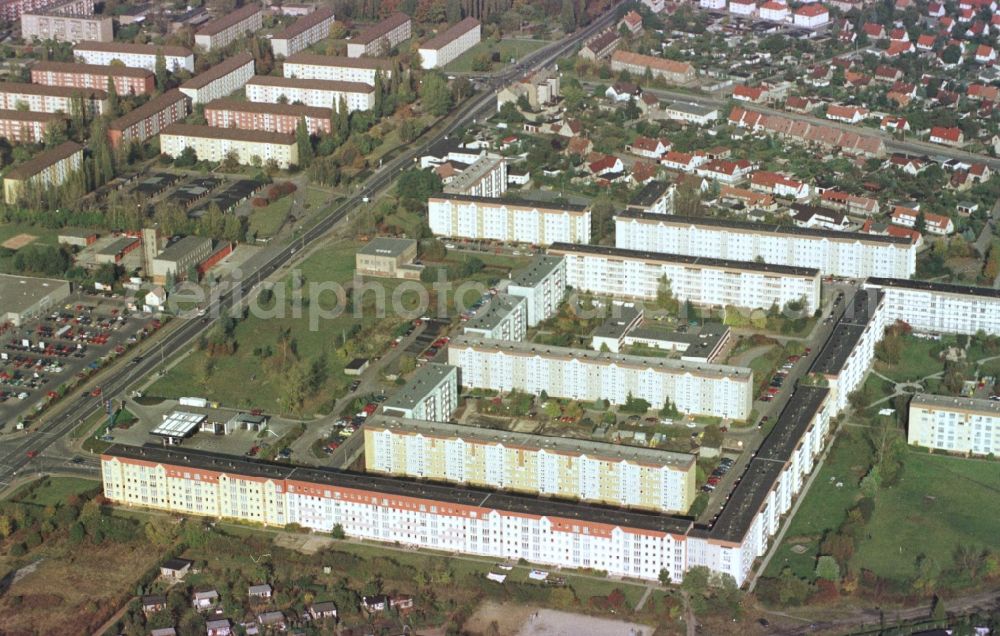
<box><xmin>0</xmin><ymin>222</ymin><xmax>62</xmax><ymax>273</ymax></box>
<box><xmin>9</xmin><ymin>476</ymin><xmax>99</xmax><ymax>506</ymax></box>
<box><xmin>874</xmin><ymin>335</ymin><xmax>947</xmax><ymax>382</ymax></box>
<box><xmin>444</xmin><ymin>38</ymin><xmax>549</xmax><ymax>72</ymax></box>
<box><xmin>248</xmin><ymin>196</ymin><xmax>293</xmax><ymax>238</ymax></box>
<box><xmin>851</xmin><ymin>451</ymin><xmax>1000</xmax><ymax>582</ymax></box>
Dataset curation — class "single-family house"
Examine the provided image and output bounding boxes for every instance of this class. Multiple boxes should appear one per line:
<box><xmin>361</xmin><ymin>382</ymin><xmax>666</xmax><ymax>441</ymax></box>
<box><xmin>929</xmin><ymin>126</ymin><xmax>964</xmax><ymax>146</ymax></box>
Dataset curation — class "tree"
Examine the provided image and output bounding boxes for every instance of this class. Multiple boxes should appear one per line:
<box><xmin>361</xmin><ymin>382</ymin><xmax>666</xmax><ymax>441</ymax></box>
<box><xmin>420</xmin><ymin>72</ymin><xmax>453</xmax><ymax>116</ymax></box>
<box><xmin>560</xmin><ymin>0</ymin><xmax>577</xmax><ymax>33</ymax></box>
<box><xmin>295</xmin><ymin>117</ymin><xmax>313</xmax><ymax>163</ymax></box>
<box><xmin>89</xmin><ymin>118</ymin><xmax>115</xmax><ymax>187</ymax></box>
<box><xmin>373</xmin><ymin>70</ymin><xmax>386</xmax><ymax>117</ymax></box>
<box><xmin>331</xmin><ymin>523</ymin><xmax>346</xmax><ymax>539</ymax></box>
<box><xmin>941</xmin><ymin>44</ymin><xmax>961</xmax><ymax>64</ymax></box>
<box><xmin>815</xmin><ymin>555</ymin><xmax>840</xmax><ymax>581</ymax></box>
<box><xmin>396</xmin><ymin>168</ymin><xmax>442</xmax><ymax>203</ymax></box>
<box><xmin>106</xmin><ymin>76</ymin><xmax>120</xmax><ymax>116</ymax></box>
<box><xmin>658</xmin><ymin>568</ymin><xmax>672</xmax><ymax>586</ymax></box>
<box><xmin>931</xmin><ymin>595</ymin><xmax>947</xmax><ymax>621</ymax></box>
<box><xmin>155</xmin><ymin>50</ymin><xmax>168</xmax><ymax>92</ymax></box>
<box><xmin>282</xmin><ymin>361</ymin><xmax>310</xmax><ymax>414</ymax></box>
<box><xmin>445</xmin><ymin>0</ymin><xmax>461</xmax><ymax>23</ymax></box>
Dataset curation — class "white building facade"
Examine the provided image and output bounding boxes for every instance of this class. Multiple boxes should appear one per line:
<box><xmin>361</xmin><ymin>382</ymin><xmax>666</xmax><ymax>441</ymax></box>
<box><xmin>428</xmin><ymin>195</ymin><xmax>591</xmax><ymax>245</ymax></box>
<box><xmin>245</xmin><ymin>76</ymin><xmax>374</xmax><ymax>112</ymax></box>
<box><xmin>283</xmin><ymin>53</ymin><xmax>392</xmax><ymax>84</ymax></box>
<box><xmin>908</xmin><ymin>394</ymin><xmax>1000</xmax><ymax>456</ymax></box>
<box><xmin>506</xmin><ymin>255</ymin><xmax>567</xmax><ymax>327</ymax></box>
<box><xmin>419</xmin><ymin>17</ymin><xmax>481</xmax><ymax>69</ymax></box>
<box><xmin>864</xmin><ymin>277</ymin><xmax>1000</xmax><ymax>336</ymax></box>
<box><xmin>73</xmin><ymin>41</ymin><xmax>194</xmax><ymax>72</ymax></box>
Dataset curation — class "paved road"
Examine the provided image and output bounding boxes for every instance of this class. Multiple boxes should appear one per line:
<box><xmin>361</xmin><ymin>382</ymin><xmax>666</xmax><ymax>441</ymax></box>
<box><xmin>0</xmin><ymin>8</ymin><xmax>622</xmax><ymax>489</ymax></box>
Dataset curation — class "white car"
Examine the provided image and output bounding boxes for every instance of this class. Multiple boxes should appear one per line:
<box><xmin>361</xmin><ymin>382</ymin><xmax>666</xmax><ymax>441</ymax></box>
<box><xmin>686</xmin><ymin>421</ymin><xmax>697</xmax><ymax>428</ymax></box>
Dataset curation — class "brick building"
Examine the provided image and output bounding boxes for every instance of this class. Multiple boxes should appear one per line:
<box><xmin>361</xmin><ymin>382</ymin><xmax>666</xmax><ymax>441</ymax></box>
<box><xmin>204</xmin><ymin>99</ymin><xmax>332</xmax><ymax>135</ymax></box>
<box><xmin>108</xmin><ymin>89</ymin><xmax>189</xmax><ymax>148</ymax></box>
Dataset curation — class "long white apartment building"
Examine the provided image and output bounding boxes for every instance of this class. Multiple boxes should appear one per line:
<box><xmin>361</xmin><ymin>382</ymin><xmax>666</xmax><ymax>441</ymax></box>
<box><xmin>380</xmin><ymin>363</ymin><xmax>458</xmax><ymax>423</ymax></box>
<box><xmin>100</xmin><ymin>384</ymin><xmax>835</xmax><ymax>586</ymax></box>
<box><xmin>347</xmin><ymin>12</ymin><xmax>411</xmax><ymax>58</ymax></box>
<box><xmin>363</xmin><ymin>416</ymin><xmax>698</xmax><ymax>513</ymax></box>
<box><xmin>463</xmin><ymin>293</ymin><xmax>528</xmax><ymax>341</ymax></box>
<box><xmin>615</xmin><ymin>212</ymin><xmax>917</xmax><ymax>279</ymax></box>
<box><xmin>418</xmin><ymin>17</ymin><xmax>481</xmax><ymax>69</ymax></box>
<box><xmin>548</xmin><ymin>243</ymin><xmax>821</xmax><ymax>312</ymax></box>
<box><xmin>283</xmin><ymin>53</ymin><xmax>392</xmax><ymax>84</ymax></box>
<box><xmin>159</xmin><ymin>124</ymin><xmax>298</xmax><ymax>169</ymax></box>
<box><xmin>179</xmin><ymin>52</ymin><xmax>255</xmax><ymax>104</ymax></box>
<box><xmin>908</xmin><ymin>394</ymin><xmax>1000</xmax><ymax>456</ymax></box>
<box><xmin>194</xmin><ymin>2</ymin><xmax>263</xmax><ymax>51</ymax></box>
<box><xmin>245</xmin><ymin>76</ymin><xmax>374</xmax><ymax>112</ymax></box>
<box><xmin>864</xmin><ymin>277</ymin><xmax>1000</xmax><ymax>336</ymax></box>
<box><xmin>73</xmin><ymin>41</ymin><xmax>194</xmax><ymax>73</ymax></box>
<box><xmin>506</xmin><ymin>255</ymin><xmax>566</xmax><ymax>327</ymax></box>
<box><xmin>442</xmin><ymin>155</ymin><xmax>507</xmax><ymax>198</ymax></box>
<box><xmin>808</xmin><ymin>288</ymin><xmax>887</xmax><ymax>413</ymax></box>
<box><xmin>428</xmin><ymin>195</ymin><xmax>591</xmax><ymax>246</ymax></box>
<box><xmin>270</xmin><ymin>6</ymin><xmax>336</xmax><ymax>58</ymax></box>
<box><xmin>448</xmin><ymin>335</ymin><xmax>753</xmax><ymax>420</ymax></box>
<box><xmin>0</xmin><ymin>82</ymin><xmax>105</xmax><ymax>116</ymax></box>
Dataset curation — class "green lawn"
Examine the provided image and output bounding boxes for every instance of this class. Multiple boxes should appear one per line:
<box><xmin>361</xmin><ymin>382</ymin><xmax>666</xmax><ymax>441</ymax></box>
<box><xmin>248</xmin><ymin>196</ymin><xmax>293</xmax><ymax>238</ymax></box>
<box><xmin>444</xmin><ymin>38</ymin><xmax>549</xmax><ymax>72</ymax></box>
<box><xmin>874</xmin><ymin>335</ymin><xmax>947</xmax><ymax>382</ymax></box>
<box><xmin>851</xmin><ymin>451</ymin><xmax>1000</xmax><ymax>582</ymax></box>
<box><xmin>9</xmin><ymin>476</ymin><xmax>100</xmax><ymax>505</ymax></box>
<box><xmin>763</xmin><ymin>431</ymin><xmax>870</xmax><ymax>579</ymax></box>
<box><xmin>0</xmin><ymin>222</ymin><xmax>63</xmax><ymax>273</ymax></box>
<box><xmin>748</xmin><ymin>345</ymin><xmax>783</xmax><ymax>397</ymax></box>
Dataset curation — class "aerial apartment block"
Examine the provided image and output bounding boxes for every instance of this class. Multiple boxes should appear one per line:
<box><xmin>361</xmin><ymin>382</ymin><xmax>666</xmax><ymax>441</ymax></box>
<box><xmin>462</xmin><ymin>294</ymin><xmax>528</xmax><ymax>342</ymax></box>
<box><xmin>908</xmin><ymin>394</ymin><xmax>1000</xmax><ymax>456</ymax></box>
<box><xmin>194</xmin><ymin>3</ymin><xmax>263</xmax><ymax>51</ymax></box>
<box><xmin>448</xmin><ymin>335</ymin><xmax>754</xmax><ymax>420</ymax></box>
<box><xmin>31</xmin><ymin>61</ymin><xmax>155</xmax><ymax>96</ymax></box>
<box><xmin>0</xmin><ymin>110</ymin><xmax>66</xmax><ymax>143</ymax></box>
<box><xmin>864</xmin><ymin>277</ymin><xmax>1000</xmax><ymax>336</ymax></box>
<box><xmin>610</xmin><ymin>50</ymin><xmax>696</xmax><ymax>84</ymax></box>
<box><xmin>283</xmin><ymin>53</ymin><xmax>393</xmax><ymax>84</ymax></box>
<box><xmin>245</xmin><ymin>76</ymin><xmax>374</xmax><ymax>112</ymax></box>
<box><xmin>3</xmin><ymin>140</ymin><xmax>83</xmax><ymax>203</ymax></box>
<box><xmin>179</xmin><ymin>52</ymin><xmax>255</xmax><ymax>104</ymax></box>
<box><xmin>346</xmin><ymin>12</ymin><xmax>411</xmax><ymax>58</ymax></box>
<box><xmin>0</xmin><ymin>0</ymin><xmax>74</xmax><ymax>21</ymax></box>
<box><xmin>22</xmin><ymin>8</ymin><xmax>112</xmax><ymax>43</ymax></box>
<box><xmin>506</xmin><ymin>255</ymin><xmax>567</xmax><ymax>327</ymax></box>
<box><xmin>418</xmin><ymin>17</ymin><xmax>481</xmax><ymax>69</ymax></box>
<box><xmin>363</xmin><ymin>416</ymin><xmax>698</xmax><ymax>513</ymax></box>
<box><xmin>0</xmin><ymin>82</ymin><xmax>106</xmax><ymax>115</ymax></box>
<box><xmin>159</xmin><ymin>124</ymin><xmax>299</xmax><ymax>169</ymax></box>
<box><xmin>380</xmin><ymin>363</ymin><xmax>458</xmax><ymax>423</ymax></box>
<box><xmin>428</xmin><ymin>194</ymin><xmax>590</xmax><ymax>245</ymax></box>
<box><xmin>615</xmin><ymin>212</ymin><xmax>917</xmax><ymax>279</ymax></box>
<box><xmin>270</xmin><ymin>6</ymin><xmax>336</xmax><ymax>58</ymax></box>
<box><xmin>548</xmin><ymin>243</ymin><xmax>821</xmax><ymax>311</ymax></box>
<box><xmin>441</xmin><ymin>155</ymin><xmax>507</xmax><ymax>198</ymax></box>
<box><xmin>73</xmin><ymin>41</ymin><xmax>194</xmax><ymax>73</ymax></box>
<box><xmin>107</xmin><ymin>89</ymin><xmax>189</xmax><ymax>149</ymax></box>
<box><xmin>205</xmin><ymin>99</ymin><xmax>332</xmax><ymax>136</ymax></box>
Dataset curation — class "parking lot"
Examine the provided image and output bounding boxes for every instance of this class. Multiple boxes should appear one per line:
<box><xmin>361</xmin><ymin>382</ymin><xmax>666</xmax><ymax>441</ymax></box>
<box><xmin>0</xmin><ymin>296</ymin><xmax>159</xmax><ymax>430</ymax></box>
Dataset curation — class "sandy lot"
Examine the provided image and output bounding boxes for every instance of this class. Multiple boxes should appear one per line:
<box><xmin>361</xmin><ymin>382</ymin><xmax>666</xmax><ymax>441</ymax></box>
<box><xmin>466</xmin><ymin>601</ymin><xmax>654</xmax><ymax>636</ymax></box>
<box><xmin>1</xmin><ymin>233</ymin><xmax>37</xmax><ymax>250</ymax></box>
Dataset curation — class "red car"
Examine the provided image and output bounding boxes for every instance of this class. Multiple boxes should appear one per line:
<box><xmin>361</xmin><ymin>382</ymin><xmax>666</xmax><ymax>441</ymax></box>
<box><xmin>90</xmin><ymin>387</ymin><xmax>102</xmax><ymax>397</ymax></box>
<box><xmin>26</xmin><ymin>450</ymin><xmax>38</xmax><ymax>459</ymax></box>
<box><xmin>766</xmin><ymin>387</ymin><xmax>780</xmax><ymax>395</ymax></box>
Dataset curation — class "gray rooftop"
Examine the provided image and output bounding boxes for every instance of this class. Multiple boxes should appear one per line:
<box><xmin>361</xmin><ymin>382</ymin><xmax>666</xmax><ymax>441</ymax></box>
<box><xmin>365</xmin><ymin>414</ymin><xmax>696</xmax><ymax>470</ymax></box>
<box><xmin>810</xmin><ymin>289</ymin><xmax>884</xmax><ymax>376</ymax></box>
<box><xmin>155</xmin><ymin>235</ymin><xmax>212</xmax><ymax>263</ymax></box>
<box><xmin>383</xmin><ymin>363</ymin><xmax>456</xmax><ymax>412</ymax></box>
<box><xmin>592</xmin><ymin>304</ymin><xmax>643</xmax><ymax>340</ymax></box>
<box><xmin>97</xmin><ymin>236</ymin><xmax>139</xmax><ymax>256</ymax></box>
<box><xmin>663</xmin><ymin>101</ymin><xmax>718</xmax><ymax>117</ymax></box>
<box><xmin>508</xmin><ymin>255</ymin><xmax>564</xmax><ymax>288</ymax></box>
<box><xmin>464</xmin><ymin>294</ymin><xmax>526</xmax><ymax>332</ymax></box>
<box><xmin>0</xmin><ymin>273</ymin><xmax>70</xmax><ymax>316</ymax></box>
<box><xmin>442</xmin><ymin>155</ymin><xmax>505</xmax><ymax>194</ymax></box>
<box><xmin>357</xmin><ymin>237</ymin><xmax>416</xmax><ymax>258</ymax></box>
<box><xmin>910</xmin><ymin>393</ymin><xmax>1000</xmax><ymax>416</ymax></box>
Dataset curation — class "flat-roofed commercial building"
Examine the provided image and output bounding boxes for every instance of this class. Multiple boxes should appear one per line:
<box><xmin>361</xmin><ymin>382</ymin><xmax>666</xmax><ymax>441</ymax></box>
<box><xmin>380</xmin><ymin>363</ymin><xmax>458</xmax><ymax>423</ymax></box>
<box><xmin>548</xmin><ymin>243</ymin><xmax>821</xmax><ymax>312</ymax></box>
<box><xmin>22</xmin><ymin>11</ymin><xmax>112</xmax><ymax>43</ymax></box>
<box><xmin>0</xmin><ymin>110</ymin><xmax>66</xmax><ymax>143</ymax></box>
<box><xmin>463</xmin><ymin>293</ymin><xmax>527</xmax><ymax>342</ymax></box>
<box><xmin>418</xmin><ymin>17</ymin><xmax>480</xmax><ymax>69</ymax></box>
<box><xmin>354</xmin><ymin>237</ymin><xmax>421</xmax><ymax>280</ymax></box>
<box><xmin>179</xmin><ymin>52</ymin><xmax>255</xmax><ymax>105</ymax></box>
<box><xmin>108</xmin><ymin>89</ymin><xmax>189</xmax><ymax>149</ymax></box>
<box><xmin>245</xmin><ymin>75</ymin><xmax>373</xmax><ymax>112</ymax></box>
<box><xmin>0</xmin><ymin>273</ymin><xmax>71</xmax><ymax>326</ymax></box>
<box><xmin>270</xmin><ymin>6</ymin><xmax>335</xmax><ymax>58</ymax></box>
<box><xmin>31</xmin><ymin>61</ymin><xmax>155</xmax><ymax>95</ymax></box>
<box><xmin>346</xmin><ymin>12</ymin><xmax>411</xmax><ymax>58</ymax></box>
<box><xmin>205</xmin><ymin>99</ymin><xmax>331</xmax><ymax>135</ymax></box>
<box><xmin>283</xmin><ymin>53</ymin><xmax>392</xmax><ymax>84</ymax></box>
<box><xmin>428</xmin><ymin>194</ymin><xmax>589</xmax><ymax>245</ymax></box>
<box><xmin>0</xmin><ymin>82</ymin><xmax>105</xmax><ymax>116</ymax></box>
<box><xmin>442</xmin><ymin>155</ymin><xmax>507</xmax><ymax>198</ymax></box>
<box><xmin>506</xmin><ymin>255</ymin><xmax>566</xmax><ymax>327</ymax></box>
<box><xmin>908</xmin><ymin>393</ymin><xmax>1000</xmax><ymax>456</ymax></box>
<box><xmin>73</xmin><ymin>41</ymin><xmax>194</xmax><ymax>72</ymax></box>
<box><xmin>448</xmin><ymin>335</ymin><xmax>754</xmax><ymax>420</ymax></box>
<box><xmin>808</xmin><ymin>289</ymin><xmax>887</xmax><ymax>413</ymax></box>
<box><xmin>864</xmin><ymin>277</ymin><xmax>1000</xmax><ymax>336</ymax></box>
<box><xmin>615</xmin><ymin>212</ymin><xmax>917</xmax><ymax>279</ymax></box>
<box><xmin>3</xmin><ymin>140</ymin><xmax>83</xmax><ymax>204</ymax></box>
<box><xmin>364</xmin><ymin>416</ymin><xmax>698</xmax><ymax>513</ymax></box>
<box><xmin>194</xmin><ymin>3</ymin><xmax>262</xmax><ymax>51</ymax></box>
<box><xmin>160</xmin><ymin>123</ymin><xmax>299</xmax><ymax>169</ymax></box>
<box><xmin>150</xmin><ymin>235</ymin><xmax>213</xmax><ymax>284</ymax></box>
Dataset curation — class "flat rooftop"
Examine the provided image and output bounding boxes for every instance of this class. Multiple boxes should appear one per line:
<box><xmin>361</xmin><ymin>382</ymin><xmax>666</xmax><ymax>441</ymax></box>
<box><xmin>151</xmin><ymin>411</ymin><xmax>205</xmax><ymax>437</ymax></box>
<box><xmin>756</xmin><ymin>386</ymin><xmax>829</xmax><ymax>462</ymax></box>
<box><xmin>810</xmin><ymin>289</ymin><xmax>884</xmax><ymax>376</ymax></box>
<box><xmin>0</xmin><ymin>273</ymin><xmax>70</xmax><ymax>315</ymax></box>
<box><xmin>366</xmin><ymin>414</ymin><xmax>696</xmax><ymax>470</ymax></box>
<box><xmin>382</xmin><ymin>363</ymin><xmax>456</xmax><ymax>412</ymax></box>
<box><xmin>865</xmin><ymin>276</ymin><xmax>1000</xmax><ymax>301</ymax></box>
<box><xmin>628</xmin><ymin>180</ymin><xmax>670</xmax><ymax>208</ymax></box>
<box><xmin>451</xmin><ymin>335</ymin><xmax>752</xmax><ymax>380</ymax></box>
<box><xmin>431</xmin><ymin>193</ymin><xmax>588</xmax><ymax>213</ymax></box>
<box><xmin>464</xmin><ymin>294</ymin><xmax>526</xmax><ymax>333</ymax></box>
<box><xmin>508</xmin><ymin>255</ymin><xmax>564</xmax><ymax>288</ymax></box>
<box><xmin>155</xmin><ymin>235</ymin><xmax>212</xmax><ymax>263</ymax></box>
<box><xmin>592</xmin><ymin>304</ymin><xmax>643</xmax><ymax>340</ymax></box>
<box><xmin>102</xmin><ymin>443</ymin><xmax>694</xmax><ymax>536</ymax></box>
<box><xmin>616</xmin><ymin>212</ymin><xmax>914</xmax><ymax>247</ymax></box>
<box><xmin>663</xmin><ymin>101</ymin><xmax>718</xmax><ymax>116</ymax></box>
<box><xmin>97</xmin><ymin>236</ymin><xmax>140</xmax><ymax>256</ymax></box>
<box><xmin>910</xmin><ymin>393</ymin><xmax>1000</xmax><ymax>415</ymax></box>
<box><xmin>357</xmin><ymin>237</ymin><xmax>416</xmax><ymax>258</ymax></box>
<box><xmin>442</xmin><ymin>156</ymin><xmax>505</xmax><ymax>194</ymax></box>
<box><xmin>548</xmin><ymin>243</ymin><xmax>820</xmax><ymax>278</ymax></box>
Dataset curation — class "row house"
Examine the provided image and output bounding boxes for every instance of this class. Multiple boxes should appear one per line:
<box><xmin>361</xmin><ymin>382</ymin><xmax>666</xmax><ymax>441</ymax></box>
<box><xmin>891</xmin><ymin>208</ymin><xmax>955</xmax><ymax>235</ymax></box>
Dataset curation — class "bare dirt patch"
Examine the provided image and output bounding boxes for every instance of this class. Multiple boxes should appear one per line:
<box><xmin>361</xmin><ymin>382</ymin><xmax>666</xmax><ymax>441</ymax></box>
<box><xmin>1</xmin><ymin>233</ymin><xmax>37</xmax><ymax>250</ymax></box>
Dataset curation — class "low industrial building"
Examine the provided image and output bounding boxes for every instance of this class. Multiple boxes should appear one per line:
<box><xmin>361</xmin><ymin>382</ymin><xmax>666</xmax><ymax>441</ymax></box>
<box><xmin>0</xmin><ymin>273</ymin><xmax>72</xmax><ymax>326</ymax></box>
<box><xmin>380</xmin><ymin>363</ymin><xmax>458</xmax><ymax>423</ymax></box>
<box><xmin>354</xmin><ymin>237</ymin><xmax>421</xmax><ymax>280</ymax></box>
<box><xmin>150</xmin><ymin>235</ymin><xmax>214</xmax><ymax>284</ymax></box>
<box><xmin>3</xmin><ymin>140</ymin><xmax>83</xmax><ymax>204</ymax></box>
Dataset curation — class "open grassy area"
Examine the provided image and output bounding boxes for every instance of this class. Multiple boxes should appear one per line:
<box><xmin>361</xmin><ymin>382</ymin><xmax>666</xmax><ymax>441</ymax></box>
<box><xmin>444</xmin><ymin>38</ymin><xmax>549</xmax><ymax>72</ymax></box>
<box><xmin>0</xmin><ymin>222</ymin><xmax>63</xmax><ymax>273</ymax></box>
<box><xmin>874</xmin><ymin>335</ymin><xmax>947</xmax><ymax>382</ymax></box>
<box><xmin>748</xmin><ymin>344</ymin><xmax>783</xmax><ymax>397</ymax></box>
<box><xmin>851</xmin><ymin>451</ymin><xmax>1000</xmax><ymax>582</ymax></box>
<box><xmin>8</xmin><ymin>476</ymin><xmax>99</xmax><ymax>506</ymax></box>
<box><xmin>248</xmin><ymin>196</ymin><xmax>294</xmax><ymax>238</ymax></box>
